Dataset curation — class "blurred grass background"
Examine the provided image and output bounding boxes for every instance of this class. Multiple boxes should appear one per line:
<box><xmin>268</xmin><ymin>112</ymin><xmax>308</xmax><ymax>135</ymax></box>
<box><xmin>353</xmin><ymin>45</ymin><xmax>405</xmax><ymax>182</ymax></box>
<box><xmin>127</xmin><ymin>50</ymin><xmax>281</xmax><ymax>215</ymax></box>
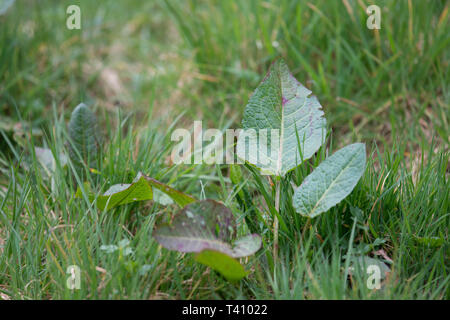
<box><xmin>1</xmin><ymin>0</ymin><xmax>448</xmax><ymax>147</ymax></box>
<box><xmin>0</xmin><ymin>0</ymin><xmax>448</xmax><ymax>300</ymax></box>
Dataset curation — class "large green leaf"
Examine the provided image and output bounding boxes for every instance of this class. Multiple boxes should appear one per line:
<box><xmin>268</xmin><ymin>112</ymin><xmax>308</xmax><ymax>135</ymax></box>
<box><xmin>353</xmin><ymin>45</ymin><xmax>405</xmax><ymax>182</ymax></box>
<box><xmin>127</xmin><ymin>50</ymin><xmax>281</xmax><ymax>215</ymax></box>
<box><xmin>194</xmin><ymin>250</ymin><xmax>248</xmax><ymax>282</ymax></box>
<box><xmin>75</xmin><ymin>172</ymin><xmax>196</xmax><ymax>210</ymax></box>
<box><xmin>153</xmin><ymin>200</ymin><xmax>261</xmax><ymax>258</ymax></box>
<box><xmin>236</xmin><ymin>59</ymin><xmax>326</xmax><ymax>177</ymax></box>
<box><xmin>67</xmin><ymin>103</ymin><xmax>101</xmax><ymax>177</ymax></box>
<box><xmin>143</xmin><ymin>174</ymin><xmax>195</xmax><ymax>207</ymax></box>
<box><xmin>293</xmin><ymin>143</ymin><xmax>366</xmax><ymax>218</ymax></box>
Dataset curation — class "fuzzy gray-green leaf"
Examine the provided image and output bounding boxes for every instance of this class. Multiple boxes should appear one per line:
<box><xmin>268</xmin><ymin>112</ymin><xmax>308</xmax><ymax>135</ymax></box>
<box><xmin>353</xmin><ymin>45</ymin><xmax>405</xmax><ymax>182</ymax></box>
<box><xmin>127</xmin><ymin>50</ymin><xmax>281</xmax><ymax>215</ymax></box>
<box><xmin>293</xmin><ymin>143</ymin><xmax>366</xmax><ymax>218</ymax></box>
<box><xmin>75</xmin><ymin>172</ymin><xmax>196</xmax><ymax>210</ymax></box>
<box><xmin>236</xmin><ymin>59</ymin><xmax>326</xmax><ymax>177</ymax></box>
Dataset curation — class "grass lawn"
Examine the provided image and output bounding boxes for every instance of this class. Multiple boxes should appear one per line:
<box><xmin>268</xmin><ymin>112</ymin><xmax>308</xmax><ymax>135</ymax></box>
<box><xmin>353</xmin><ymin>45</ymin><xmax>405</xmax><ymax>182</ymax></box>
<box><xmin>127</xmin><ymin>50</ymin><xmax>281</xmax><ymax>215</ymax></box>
<box><xmin>0</xmin><ymin>0</ymin><xmax>448</xmax><ymax>299</ymax></box>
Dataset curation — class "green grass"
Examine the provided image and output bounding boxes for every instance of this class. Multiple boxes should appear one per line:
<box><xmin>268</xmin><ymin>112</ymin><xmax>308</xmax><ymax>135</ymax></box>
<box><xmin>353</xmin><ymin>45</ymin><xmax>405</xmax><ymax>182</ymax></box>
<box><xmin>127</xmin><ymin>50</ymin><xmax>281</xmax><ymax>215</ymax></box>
<box><xmin>0</xmin><ymin>0</ymin><xmax>449</xmax><ymax>300</ymax></box>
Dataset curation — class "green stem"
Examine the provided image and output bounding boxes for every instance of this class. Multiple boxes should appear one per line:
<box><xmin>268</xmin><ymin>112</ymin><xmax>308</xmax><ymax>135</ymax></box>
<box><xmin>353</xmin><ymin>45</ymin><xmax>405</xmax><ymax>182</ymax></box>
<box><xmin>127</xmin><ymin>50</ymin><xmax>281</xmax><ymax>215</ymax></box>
<box><xmin>273</xmin><ymin>179</ymin><xmax>281</xmax><ymax>264</ymax></box>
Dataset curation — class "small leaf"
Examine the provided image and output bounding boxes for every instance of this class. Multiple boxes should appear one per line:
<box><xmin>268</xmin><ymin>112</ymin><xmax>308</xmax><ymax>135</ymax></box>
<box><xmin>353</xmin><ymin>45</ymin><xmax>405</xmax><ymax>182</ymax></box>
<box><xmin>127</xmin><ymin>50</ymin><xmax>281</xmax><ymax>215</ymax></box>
<box><xmin>95</xmin><ymin>175</ymin><xmax>153</xmax><ymax>211</ymax></box>
<box><xmin>195</xmin><ymin>250</ymin><xmax>248</xmax><ymax>282</ymax></box>
<box><xmin>67</xmin><ymin>103</ymin><xmax>101</xmax><ymax>178</ymax></box>
<box><xmin>236</xmin><ymin>59</ymin><xmax>326</xmax><ymax>177</ymax></box>
<box><xmin>75</xmin><ymin>172</ymin><xmax>195</xmax><ymax>210</ymax></box>
<box><xmin>293</xmin><ymin>143</ymin><xmax>366</xmax><ymax>218</ymax></box>
<box><xmin>153</xmin><ymin>200</ymin><xmax>261</xmax><ymax>258</ymax></box>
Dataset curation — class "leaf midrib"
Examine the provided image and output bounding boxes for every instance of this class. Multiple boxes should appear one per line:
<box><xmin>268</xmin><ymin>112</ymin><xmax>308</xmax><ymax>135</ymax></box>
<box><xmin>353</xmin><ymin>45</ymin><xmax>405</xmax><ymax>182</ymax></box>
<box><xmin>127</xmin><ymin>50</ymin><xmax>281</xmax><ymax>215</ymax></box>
<box><xmin>307</xmin><ymin>148</ymin><xmax>361</xmax><ymax>217</ymax></box>
<box><xmin>277</xmin><ymin>81</ymin><xmax>308</xmax><ymax>176</ymax></box>
<box><xmin>154</xmin><ymin>234</ymin><xmax>234</xmax><ymax>253</ymax></box>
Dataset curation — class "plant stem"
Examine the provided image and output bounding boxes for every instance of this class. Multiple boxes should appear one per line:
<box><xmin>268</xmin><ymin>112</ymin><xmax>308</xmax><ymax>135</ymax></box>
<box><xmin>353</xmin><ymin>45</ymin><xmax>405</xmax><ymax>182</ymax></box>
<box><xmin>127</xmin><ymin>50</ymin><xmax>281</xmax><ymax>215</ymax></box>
<box><xmin>273</xmin><ymin>179</ymin><xmax>281</xmax><ymax>264</ymax></box>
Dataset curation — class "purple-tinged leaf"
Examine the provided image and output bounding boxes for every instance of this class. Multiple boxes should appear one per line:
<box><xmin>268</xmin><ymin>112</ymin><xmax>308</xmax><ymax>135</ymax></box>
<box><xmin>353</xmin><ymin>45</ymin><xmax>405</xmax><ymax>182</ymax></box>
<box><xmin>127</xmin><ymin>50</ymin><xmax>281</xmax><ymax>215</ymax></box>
<box><xmin>153</xmin><ymin>200</ymin><xmax>261</xmax><ymax>258</ymax></box>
